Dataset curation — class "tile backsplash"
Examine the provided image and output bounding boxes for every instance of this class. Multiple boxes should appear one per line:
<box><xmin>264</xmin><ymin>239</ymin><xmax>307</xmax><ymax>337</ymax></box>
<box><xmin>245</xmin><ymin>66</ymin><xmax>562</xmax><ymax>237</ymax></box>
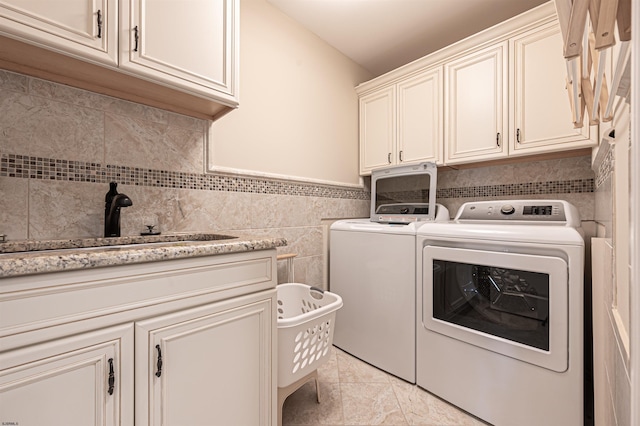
<box><xmin>1</xmin><ymin>70</ymin><xmax>597</xmax><ymax>287</ymax></box>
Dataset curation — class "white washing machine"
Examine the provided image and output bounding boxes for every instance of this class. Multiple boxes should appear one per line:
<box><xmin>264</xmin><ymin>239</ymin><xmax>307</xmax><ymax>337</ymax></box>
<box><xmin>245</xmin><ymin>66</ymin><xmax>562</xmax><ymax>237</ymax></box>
<box><xmin>330</xmin><ymin>162</ymin><xmax>448</xmax><ymax>383</ymax></box>
<box><xmin>330</xmin><ymin>204</ymin><xmax>448</xmax><ymax>383</ymax></box>
<box><xmin>416</xmin><ymin>200</ymin><xmax>585</xmax><ymax>426</ymax></box>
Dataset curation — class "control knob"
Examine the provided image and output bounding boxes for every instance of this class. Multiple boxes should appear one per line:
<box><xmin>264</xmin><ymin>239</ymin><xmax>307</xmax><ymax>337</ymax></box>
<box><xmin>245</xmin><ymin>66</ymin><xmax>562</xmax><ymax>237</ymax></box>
<box><xmin>500</xmin><ymin>204</ymin><xmax>515</xmax><ymax>215</ymax></box>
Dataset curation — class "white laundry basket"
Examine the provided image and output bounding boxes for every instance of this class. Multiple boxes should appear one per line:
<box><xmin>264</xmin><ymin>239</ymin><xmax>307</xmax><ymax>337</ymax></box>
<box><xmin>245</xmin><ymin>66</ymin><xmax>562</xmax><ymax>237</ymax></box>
<box><xmin>276</xmin><ymin>283</ymin><xmax>343</xmax><ymax>388</ymax></box>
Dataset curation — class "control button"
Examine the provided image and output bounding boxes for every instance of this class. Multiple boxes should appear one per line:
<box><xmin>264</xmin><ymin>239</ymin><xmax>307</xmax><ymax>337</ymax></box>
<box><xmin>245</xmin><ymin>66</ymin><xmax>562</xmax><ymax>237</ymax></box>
<box><xmin>500</xmin><ymin>204</ymin><xmax>515</xmax><ymax>215</ymax></box>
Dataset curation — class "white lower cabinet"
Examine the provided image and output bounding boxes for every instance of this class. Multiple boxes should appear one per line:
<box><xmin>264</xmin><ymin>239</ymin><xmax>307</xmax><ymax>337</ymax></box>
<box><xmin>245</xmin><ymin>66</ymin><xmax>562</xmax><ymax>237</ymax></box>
<box><xmin>0</xmin><ymin>324</ymin><xmax>134</xmax><ymax>426</ymax></box>
<box><xmin>136</xmin><ymin>293</ymin><xmax>274</xmax><ymax>426</ymax></box>
<box><xmin>0</xmin><ymin>250</ymin><xmax>278</xmax><ymax>426</ymax></box>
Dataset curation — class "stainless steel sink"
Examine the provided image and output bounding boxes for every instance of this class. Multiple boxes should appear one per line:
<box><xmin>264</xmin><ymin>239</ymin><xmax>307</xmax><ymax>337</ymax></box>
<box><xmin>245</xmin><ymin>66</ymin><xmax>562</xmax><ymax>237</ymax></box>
<box><xmin>0</xmin><ymin>233</ymin><xmax>237</xmax><ymax>254</ymax></box>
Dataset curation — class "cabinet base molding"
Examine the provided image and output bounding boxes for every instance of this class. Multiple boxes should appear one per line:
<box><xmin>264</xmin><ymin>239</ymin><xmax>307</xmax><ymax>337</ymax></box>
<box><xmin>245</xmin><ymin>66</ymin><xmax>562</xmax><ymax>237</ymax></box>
<box><xmin>438</xmin><ymin>147</ymin><xmax>592</xmax><ymax>171</ymax></box>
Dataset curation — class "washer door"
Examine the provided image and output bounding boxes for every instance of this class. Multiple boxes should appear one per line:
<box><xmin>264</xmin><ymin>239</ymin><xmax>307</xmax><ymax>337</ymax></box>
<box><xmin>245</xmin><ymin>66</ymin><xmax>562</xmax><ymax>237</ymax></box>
<box><xmin>423</xmin><ymin>245</ymin><xmax>568</xmax><ymax>372</ymax></box>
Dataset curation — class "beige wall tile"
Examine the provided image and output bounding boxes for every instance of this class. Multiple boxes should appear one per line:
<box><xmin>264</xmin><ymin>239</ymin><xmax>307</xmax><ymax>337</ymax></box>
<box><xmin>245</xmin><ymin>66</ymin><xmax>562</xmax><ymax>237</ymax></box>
<box><xmin>0</xmin><ymin>177</ymin><xmax>28</xmax><ymax>240</ymax></box>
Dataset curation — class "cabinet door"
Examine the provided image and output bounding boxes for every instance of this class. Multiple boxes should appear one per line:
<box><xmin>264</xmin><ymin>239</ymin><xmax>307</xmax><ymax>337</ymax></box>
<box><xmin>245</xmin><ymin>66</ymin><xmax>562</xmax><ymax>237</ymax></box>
<box><xmin>445</xmin><ymin>42</ymin><xmax>508</xmax><ymax>164</ymax></box>
<box><xmin>397</xmin><ymin>67</ymin><xmax>443</xmax><ymax>165</ymax></box>
<box><xmin>120</xmin><ymin>0</ymin><xmax>238</xmax><ymax>101</ymax></box>
<box><xmin>509</xmin><ymin>22</ymin><xmax>596</xmax><ymax>155</ymax></box>
<box><xmin>0</xmin><ymin>324</ymin><xmax>134</xmax><ymax>426</ymax></box>
<box><xmin>0</xmin><ymin>0</ymin><xmax>117</xmax><ymax>65</ymax></box>
<box><xmin>359</xmin><ymin>86</ymin><xmax>396</xmax><ymax>174</ymax></box>
<box><xmin>135</xmin><ymin>291</ymin><xmax>275</xmax><ymax>426</ymax></box>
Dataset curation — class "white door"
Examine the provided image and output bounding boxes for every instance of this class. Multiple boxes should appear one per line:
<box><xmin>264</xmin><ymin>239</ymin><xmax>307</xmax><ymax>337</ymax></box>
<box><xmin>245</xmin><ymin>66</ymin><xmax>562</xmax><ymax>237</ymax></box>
<box><xmin>0</xmin><ymin>0</ymin><xmax>117</xmax><ymax>64</ymax></box>
<box><xmin>359</xmin><ymin>86</ymin><xmax>396</xmax><ymax>174</ymax></box>
<box><xmin>397</xmin><ymin>67</ymin><xmax>443</xmax><ymax>165</ymax></box>
<box><xmin>0</xmin><ymin>324</ymin><xmax>134</xmax><ymax>426</ymax></box>
<box><xmin>120</xmin><ymin>0</ymin><xmax>237</xmax><ymax>99</ymax></box>
<box><xmin>445</xmin><ymin>42</ymin><xmax>508</xmax><ymax>164</ymax></box>
<box><xmin>509</xmin><ymin>22</ymin><xmax>595</xmax><ymax>155</ymax></box>
<box><xmin>422</xmin><ymin>245</ymin><xmax>569</xmax><ymax>372</ymax></box>
<box><xmin>135</xmin><ymin>292</ymin><xmax>275</xmax><ymax>426</ymax></box>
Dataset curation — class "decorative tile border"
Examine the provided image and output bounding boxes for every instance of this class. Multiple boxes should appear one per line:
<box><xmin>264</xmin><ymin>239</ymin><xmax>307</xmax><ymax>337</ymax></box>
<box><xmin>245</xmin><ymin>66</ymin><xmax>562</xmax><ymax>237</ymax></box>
<box><xmin>0</xmin><ymin>153</ymin><xmax>369</xmax><ymax>200</ymax></box>
<box><xmin>1</xmin><ymin>153</ymin><xmax>594</xmax><ymax>200</ymax></box>
<box><xmin>436</xmin><ymin>179</ymin><xmax>594</xmax><ymax>198</ymax></box>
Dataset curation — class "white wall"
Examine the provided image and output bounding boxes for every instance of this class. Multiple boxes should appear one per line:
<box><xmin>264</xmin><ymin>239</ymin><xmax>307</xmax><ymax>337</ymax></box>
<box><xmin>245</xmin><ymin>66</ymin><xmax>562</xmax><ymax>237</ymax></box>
<box><xmin>207</xmin><ymin>0</ymin><xmax>372</xmax><ymax>186</ymax></box>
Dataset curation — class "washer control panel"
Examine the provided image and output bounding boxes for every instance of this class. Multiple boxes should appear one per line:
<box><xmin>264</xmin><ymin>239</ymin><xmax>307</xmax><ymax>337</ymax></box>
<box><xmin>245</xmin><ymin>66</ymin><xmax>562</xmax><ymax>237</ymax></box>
<box><xmin>455</xmin><ymin>200</ymin><xmax>573</xmax><ymax>223</ymax></box>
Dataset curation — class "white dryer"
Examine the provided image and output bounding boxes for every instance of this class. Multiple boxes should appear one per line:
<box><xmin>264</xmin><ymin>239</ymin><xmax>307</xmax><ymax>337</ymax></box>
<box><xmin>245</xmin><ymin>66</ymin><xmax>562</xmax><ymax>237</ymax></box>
<box><xmin>416</xmin><ymin>200</ymin><xmax>585</xmax><ymax>426</ymax></box>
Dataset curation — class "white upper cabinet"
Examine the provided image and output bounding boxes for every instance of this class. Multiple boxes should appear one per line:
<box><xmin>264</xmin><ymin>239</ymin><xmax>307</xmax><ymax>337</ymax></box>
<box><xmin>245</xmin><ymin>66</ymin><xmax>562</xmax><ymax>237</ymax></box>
<box><xmin>509</xmin><ymin>22</ymin><xmax>593</xmax><ymax>156</ymax></box>
<box><xmin>357</xmin><ymin>3</ymin><xmax>596</xmax><ymax>172</ymax></box>
<box><xmin>359</xmin><ymin>66</ymin><xmax>443</xmax><ymax>175</ymax></box>
<box><xmin>120</xmin><ymin>0</ymin><xmax>237</xmax><ymax>101</ymax></box>
<box><xmin>445</xmin><ymin>42</ymin><xmax>508</xmax><ymax>164</ymax></box>
<box><xmin>0</xmin><ymin>0</ymin><xmax>117</xmax><ymax>65</ymax></box>
<box><xmin>398</xmin><ymin>68</ymin><xmax>443</xmax><ymax>166</ymax></box>
<box><xmin>359</xmin><ymin>86</ymin><xmax>396</xmax><ymax>173</ymax></box>
<box><xmin>0</xmin><ymin>0</ymin><xmax>238</xmax><ymax>119</ymax></box>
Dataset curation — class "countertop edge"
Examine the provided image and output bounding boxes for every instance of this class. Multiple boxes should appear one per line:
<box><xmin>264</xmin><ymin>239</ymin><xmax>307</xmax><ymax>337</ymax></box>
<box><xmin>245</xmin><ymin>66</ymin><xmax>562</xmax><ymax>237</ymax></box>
<box><xmin>0</xmin><ymin>235</ymin><xmax>288</xmax><ymax>278</ymax></box>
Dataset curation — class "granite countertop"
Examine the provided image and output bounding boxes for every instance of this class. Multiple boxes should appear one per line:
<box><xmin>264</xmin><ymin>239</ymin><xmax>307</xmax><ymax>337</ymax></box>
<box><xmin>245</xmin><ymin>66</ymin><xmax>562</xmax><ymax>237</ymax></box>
<box><xmin>0</xmin><ymin>233</ymin><xmax>288</xmax><ymax>277</ymax></box>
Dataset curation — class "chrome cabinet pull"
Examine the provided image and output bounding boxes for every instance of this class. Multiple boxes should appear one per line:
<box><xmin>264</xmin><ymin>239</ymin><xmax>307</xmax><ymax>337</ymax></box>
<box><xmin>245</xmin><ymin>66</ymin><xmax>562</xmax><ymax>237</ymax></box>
<box><xmin>97</xmin><ymin>10</ymin><xmax>102</xmax><ymax>39</ymax></box>
<box><xmin>516</xmin><ymin>128</ymin><xmax>521</xmax><ymax>143</ymax></box>
<box><xmin>133</xmin><ymin>26</ymin><xmax>139</xmax><ymax>52</ymax></box>
<box><xmin>399</xmin><ymin>150</ymin><xmax>403</xmax><ymax>162</ymax></box>
<box><xmin>107</xmin><ymin>358</ymin><xmax>115</xmax><ymax>395</ymax></box>
<box><xmin>387</xmin><ymin>153</ymin><xmax>392</xmax><ymax>164</ymax></box>
<box><xmin>496</xmin><ymin>132</ymin><xmax>501</xmax><ymax>147</ymax></box>
<box><xmin>155</xmin><ymin>344</ymin><xmax>163</xmax><ymax>377</ymax></box>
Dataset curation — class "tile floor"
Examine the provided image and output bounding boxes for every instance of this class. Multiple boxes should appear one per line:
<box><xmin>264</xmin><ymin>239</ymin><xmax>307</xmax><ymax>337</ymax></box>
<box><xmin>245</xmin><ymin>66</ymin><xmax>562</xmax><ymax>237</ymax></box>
<box><xmin>282</xmin><ymin>346</ymin><xmax>489</xmax><ymax>425</ymax></box>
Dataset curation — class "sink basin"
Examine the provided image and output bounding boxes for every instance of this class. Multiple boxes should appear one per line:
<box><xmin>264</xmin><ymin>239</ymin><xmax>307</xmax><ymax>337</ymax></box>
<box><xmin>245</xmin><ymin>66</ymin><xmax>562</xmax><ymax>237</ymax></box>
<box><xmin>0</xmin><ymin>233</ymin><xmax>237</xmax><ymax>254</ymax></box>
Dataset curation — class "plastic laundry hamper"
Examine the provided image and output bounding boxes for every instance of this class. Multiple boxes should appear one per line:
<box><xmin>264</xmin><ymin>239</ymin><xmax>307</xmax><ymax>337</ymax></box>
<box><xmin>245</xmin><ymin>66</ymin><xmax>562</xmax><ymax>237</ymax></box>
<box><xmin>276</xmin><ymin>283</ymin><xmax>342</xmax><ymax>425</ymax></box>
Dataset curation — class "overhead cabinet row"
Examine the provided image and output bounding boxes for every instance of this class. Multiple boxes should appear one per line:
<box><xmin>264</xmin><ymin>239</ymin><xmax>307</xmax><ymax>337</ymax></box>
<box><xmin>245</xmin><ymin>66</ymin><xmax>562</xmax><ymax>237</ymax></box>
<box><xmin>358</xmin><ymin>4</ymin><xmax>596</xmax><ymax>175</ymax></box>
<box><xmin>0</xmin><ymin>0</ymin><xmax>238</xmax><ymax>120</ymax></box>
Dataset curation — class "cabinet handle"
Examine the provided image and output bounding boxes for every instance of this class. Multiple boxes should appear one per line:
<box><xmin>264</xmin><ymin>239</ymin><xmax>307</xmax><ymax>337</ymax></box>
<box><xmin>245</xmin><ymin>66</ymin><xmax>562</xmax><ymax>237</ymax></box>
<box><xmin>387</xmin><ymin>153</ymin><xmax>392</xmax><ymax>164</ymax></box>
<box><xmin>496</xmin><ymin>132</ymin><xmax>501</xmax><ymax>147</ymax></box>
<box><xmin>107</xmin><ymin>358</ymin><xmax>115</xmax><ymax>395</ymax></box>
<box><xmin>399</xmin><ymin>150</ymin><xmax>403</xmax><ymax>162</ymax></box>
<box><xmin>155</xmin><ymin>344</ymin><xmax>163</xmax><ymax>377</ymax></box>
<box><xmin>516</xmin><ymin>128</ymin><xmax>521</xmax><ymax>143</ymax></box>
<box><xmin>96</xmin><ymin>10</ymin><xmax>102</xmax><ymax>39</ymax></box>
<box><xmin>133</xmin><ymin>26</ymin><xmax>139</xmax><ymax>52</ymax></box>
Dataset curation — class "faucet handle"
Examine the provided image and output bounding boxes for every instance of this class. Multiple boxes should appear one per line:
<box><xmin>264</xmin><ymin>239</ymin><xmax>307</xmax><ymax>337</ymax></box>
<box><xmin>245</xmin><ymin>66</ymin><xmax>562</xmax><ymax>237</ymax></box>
<box><xmin>141</xmin><ymin>224</ymin><xmax>160</xmax><ymax>236</ymax></box>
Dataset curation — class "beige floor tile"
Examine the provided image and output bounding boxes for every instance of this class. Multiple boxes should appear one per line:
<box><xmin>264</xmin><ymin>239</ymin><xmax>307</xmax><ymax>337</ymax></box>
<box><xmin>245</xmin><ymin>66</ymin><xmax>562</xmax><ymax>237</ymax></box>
<box><xmin>340</xmin><ymin>382</ymin><xmax>407</xmax><ymax>425</ymax></box>
<box><xmin>282</xmin><ymin>381</ymin><xmax>344</xmax><ymax>425</ymax></box>
<box><xmin>391</xmin><ymin>379</ymin><xmax>487</xmax><ymax>426</ymax></box>
<box><xmin>336</xmin><ymin>349</ymin><xmax>391</xmax><ymax>383</ymax></box>
<box><xmin>282</xmin><ymin>347</ymin><xmax>486</xmax><ymax>426</ymax></box>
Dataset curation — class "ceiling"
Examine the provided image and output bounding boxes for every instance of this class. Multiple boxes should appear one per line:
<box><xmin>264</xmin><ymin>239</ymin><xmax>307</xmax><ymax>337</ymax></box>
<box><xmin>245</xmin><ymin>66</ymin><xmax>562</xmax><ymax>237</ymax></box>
<box><xmin>268</xmin><ymin>0</ymin><xmax>549</xmax><ymax>77</ymax></box>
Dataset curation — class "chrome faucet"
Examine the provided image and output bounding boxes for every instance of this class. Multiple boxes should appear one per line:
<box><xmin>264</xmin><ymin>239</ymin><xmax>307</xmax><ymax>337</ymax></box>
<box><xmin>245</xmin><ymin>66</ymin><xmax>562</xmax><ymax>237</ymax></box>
<box><xmin>104</xmin><ymin>182</ymin><xmax>133</xmax><ymax>237</ymax></box>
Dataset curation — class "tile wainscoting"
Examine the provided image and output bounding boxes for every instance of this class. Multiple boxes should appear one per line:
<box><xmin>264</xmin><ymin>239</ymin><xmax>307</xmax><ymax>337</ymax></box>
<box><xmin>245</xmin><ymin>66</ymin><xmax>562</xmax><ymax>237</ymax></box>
<box><xmin>1</xmin><ymin>70</ymin><xmax>597</xmax><ymax>288</ymax></box>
